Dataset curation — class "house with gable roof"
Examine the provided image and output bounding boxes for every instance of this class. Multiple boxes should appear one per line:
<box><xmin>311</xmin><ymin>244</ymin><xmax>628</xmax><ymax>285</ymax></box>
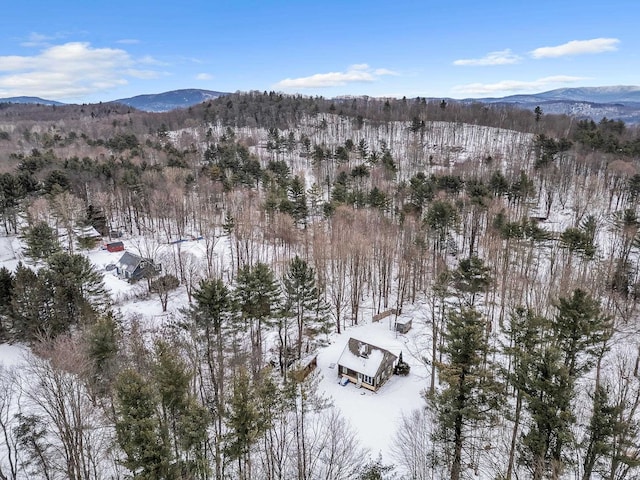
<box><xmin>337</xmin><ymin>338</ymin><xmax>397</xmax><ymax>391</ymax></box>
<box><xmin>115</xmin><ymin>252</ymin><xmax>161</xmax><ymax>282</ymax></box>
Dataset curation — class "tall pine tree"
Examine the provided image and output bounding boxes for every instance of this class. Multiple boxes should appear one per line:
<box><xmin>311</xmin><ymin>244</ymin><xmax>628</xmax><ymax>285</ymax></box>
<box><xmin>432</xmin><ymin>307</ymin><xmax>499</xmax><ymax>480</ymax></box>
<box><xmin>22</xmin><ymin>221</ymin><xmax>61</xmax><ymax>261</ymax></box>
<box><xmin>518</xmin><ymin>289</ymin><xmax>612</xmax><ymax>480</ymax></box>
<box><xmin>520</xmin><ymin>344</ymin><xmax>573</xmax><ymax>480</ymax></box>
<box><xmin>115</xmin><ymin>369</ymin><xmax>170</xmax><ymax>479</ymax></box>
<box><xmin>282</xmin><ymin>255</ymin><xmax>329</xmax><ymax>361</ymax></box>
<box><xmin>188</xmin><ymin>277</ymin><xmax>235</xmax><ymax>480</ymax></box>
<box><xmin>235</xmin><ymin>263</ymin><xmax>281</xmax><ymax>373</ymax></box>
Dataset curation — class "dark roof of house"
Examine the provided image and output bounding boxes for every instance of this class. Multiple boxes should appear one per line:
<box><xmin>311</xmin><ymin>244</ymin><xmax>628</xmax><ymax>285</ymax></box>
<box><xmin>337</xmin><ymin>338</ymin><xmax>397</xmax><ymax>378</ymax></box>
<box><xmin>116</xmin><ymin>252</ymin><xmax>143</xmax><ymax>274</ymax></box>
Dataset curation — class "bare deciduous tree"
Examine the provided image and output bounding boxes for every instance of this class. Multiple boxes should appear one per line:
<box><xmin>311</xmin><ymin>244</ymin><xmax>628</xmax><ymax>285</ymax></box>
<box><xmin>0</xmin><ymin>366</ymin><xmax>21</xmax><ymax>480</ymax></box>
<box><xmin>392</xmin><ymin>409</ymin><xmax>434</xmax><ymax>480</ymax></box>
<box><xmin>23</xmin><ymin>337</ymin><xmax>118</xmax><ymax>480</ymax></box>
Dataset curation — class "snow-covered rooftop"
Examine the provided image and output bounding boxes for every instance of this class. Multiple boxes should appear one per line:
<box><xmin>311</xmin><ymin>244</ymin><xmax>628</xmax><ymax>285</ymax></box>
<box><xmin>337</xmin><ymin>338</ymin><xmax>397</xmax><ymax>378</ymax></box>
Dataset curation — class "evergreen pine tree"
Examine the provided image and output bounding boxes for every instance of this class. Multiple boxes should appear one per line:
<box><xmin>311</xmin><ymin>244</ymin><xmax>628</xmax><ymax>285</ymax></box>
<box><xmin>0</xmin><ymin>266</ymin><xmax>13</xmax><ymax>340</ymax></box>
<box><xmin>0</xmin><ymin>172</ymin><xmax>24</xmax><ymax>234</ymax></box>
<box><xmin>288</xmin><ymin>176</ymin><xmax>309</xmax><ymax>226</ymax></box>
<box><xmin>13</xmin><ymin>413</ymin><xmax>53</xmax><ymax>480</ymax></box>
<box><xmin>450</xmin><ymin>256</ymin><xmax>492</xmax><ymax>307</ymax></box>
<box><xmin>358</xmin><ymin>454</ymin><xmax>395</xmax><ymax>479</ymax></box>
<box><xmin>432</xmin><ymin>307</ymin><xmax>499</xmax><ymax>480</ymax></box>
<box><xmin>552</xmin><ymin>288</ymin><xmax>611</xmax><ymax>378</ymax></box>
<box><xmin>224</xmin><ymin>368</ymin><xmax>262</xmax><ymax>480</ymax></box>
<box><xmin>581</xmin><ymin>385</ymin><xmax>619</xmax><ymax>480</ymax></box>
<box><xmin>224</xmin><ymin>369</ymin><xmax>283</xmax><ymax>480</ymax></box>
<box><xmin>283</xmin><ymin>255</ymin><xmax>329</xmax><ymax>361</ymax></box>
<box><xmin>235</xmin><ymin>262</ymin><xmax>281</xmax><ymax>372</ymax></box>
<box><xmin>425</xmin><ymin>199</ymin><xmax>458</xmax><ymax>256</ymax></box>
<box><xmin>42</xmin><ymin>251</ymin><xmax>109</xmax><ymax>335</ymax></box>
<box><xmin>520</xmin><ymin>345</ymin><xmax>573</xmax><ymax>480</ymax></box>
<box><xmin>502</xmin><ymin>307</ymin><xmax>550</xmax><ymax>480</ymax></box>
<box><xmin>518</xmin><ymin>290</ymin><xmax>611</xmax><ymax>480</ymax></box>
<box><xmin>10</xmin><ymin>263</ymin><xmax>48</xmax><ymax>340</ymax></box>
<box><xmin>115</xmin><ymin>369</ymin><xmax>170</xmax><ymax>479</ymax></box>
<box><xmin>85</xmin><ymin>313</ymin><xmax>120</xmax><ymax>398</ymax></box>
<box><xmin>152</xmin><ymin>339</ymin><xmax>210</xmax><ymax>478</ymax></box>
<box><xmin>0</xmin><ymin>266</ymin><xmax>12</xmax><ymax>311</ymax></box>
<box><xmin>307</xmin><ymin>182</ymin><xmax>323</xmax><ymax>218</ymax></box>
<box><xmin>22</xmin><ymin>221</ymin><xmax>61</xmax><ymax>261</ymax></box>
<box><xmin>188</xmin><ymin>277</ymin><xmax>235</xmax><ymax>480</ymax></box>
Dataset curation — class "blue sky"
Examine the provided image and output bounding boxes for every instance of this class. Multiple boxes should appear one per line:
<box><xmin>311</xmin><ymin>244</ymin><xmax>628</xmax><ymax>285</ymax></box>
<box><xmin>1</xmin><ymin>0</ymin><xmax>638</xmax><ymax>103</ymax></box>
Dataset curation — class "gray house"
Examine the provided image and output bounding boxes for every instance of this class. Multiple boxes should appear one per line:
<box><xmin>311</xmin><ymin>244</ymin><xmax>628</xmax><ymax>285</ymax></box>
<box><xmin>337</xmin><ymin>338</ymin><xmax>397</xmax><ymax>392</ymax></box>
<box><xmin>115</xmin><ymin>252</ymin><xmax>160</xmax><ymax>282</ymax></box>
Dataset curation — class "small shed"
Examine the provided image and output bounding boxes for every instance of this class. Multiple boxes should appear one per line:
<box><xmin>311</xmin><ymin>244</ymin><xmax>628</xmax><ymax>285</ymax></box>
<box><xmin>291</xmin><ymin>353</ymin><xmax>318</xmax><ymax>381</ymax></box>
<box><xmin>395</xmin><ymin>318</ymin><xmax>413</xmax><ymax>334</ymax></box>
<box><xmin>337</xmin><ymin>338</ymin><xmax>397</xmax><ymax>392</ymax></box>
<box><xmin>106</xmin><ymin>241</ymin><xmax>125</xmax><ymax>253</ymax></box>
<box><xmin>115</xmin><ymin>252</ymin><xmax>161</xmax><ymax>282</ymax></box>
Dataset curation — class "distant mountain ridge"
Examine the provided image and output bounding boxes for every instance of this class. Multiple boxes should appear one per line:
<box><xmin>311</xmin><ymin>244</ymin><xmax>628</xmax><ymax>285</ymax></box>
<box><xmin>474</xmin><ymin>86</ymin><xmax>640</xmax><ymax>104</ymax></box>
<box><xmin>0</xmin><ymin>89</ymin><xmax>229</xmax><ymax>112</ymax></box>
<box><xmin>2</xmin><ymin>86</ymin><xmax>640</xmax><ymax>122</ymax></box>
<box><xmin>110</xmin><ymin>88</ymin><xmax>228</xmax><ymax>112</ymax></box>
<box><xmin>465</xmin><ymin>85</ymin><xmax>640</xmax><ymax>124</ymax></box>
<box><xmin>0</xmin><ymin>96</ymin><xmax>64</xmax><ymax>106</ymax></box>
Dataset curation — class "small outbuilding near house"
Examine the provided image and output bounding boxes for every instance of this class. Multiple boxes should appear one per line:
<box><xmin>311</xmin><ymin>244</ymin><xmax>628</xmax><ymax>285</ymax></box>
<box><xmin>291</xmin><ymin>353</ymin><xmax>318</xmax><ymax>382</ymax></box>
<box><xmin>106</xmin><ymin>241</ymin><xmax>125</xmax><ymax>253</ymax></box>
<box><xmin>337</xmin><ymin>338</ymin><xmax>397</xmax><ymax>392</ymax></box>
<box><xmin>115</xmin><ymin>252</ymin><xmax>161</xmax><ymax>282</ymax></box>
<box><xmin>394</xmin><ymin>317</ymin><xmax>412</xmax><ymax>334</ymax></box>
<box><xmin>75</xmin><ymin>226</ymin><xmax>102</xmax><ymax>240</ymax></box>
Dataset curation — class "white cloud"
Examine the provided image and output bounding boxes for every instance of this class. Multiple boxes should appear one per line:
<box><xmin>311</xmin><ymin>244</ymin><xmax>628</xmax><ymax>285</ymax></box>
<box><xmin>374</xmin><ymin>68</ymin><xmax>400</xmax><ymax>76</ymax></box>
<box><xmin>0</xmin><ymin>42</ymin><xmax>163</xmax><ymax>99</ymax></box>
<box><xmin>531</xmin><ymin>38</ymin><xmax>619</xmax><ymax>58</ymax></box>
<box><xmin>349</xmin><ymin>63</ymin><xmax>370</xmax><ymax>71</ymax></box>
<box><xmin>138</xmin><ymin>55</ymin><xmax>169</xmax><ymax>66</ymax></box>
<box><xmin>453</xmin><ymin>49</ymin><xmax>521</xmax><ymax>66</ymax></box>
<box><xmin>452</xmin><ymin>75</ymin><xmax>586</xmax><ymax>96</ymax></box>
<box><xmin>20</xmin><ymin>32</ymin><xmax>59</xmax><ymax>47</ymax></box>
<box><xmin>181</xmin><ymin>57</ymin><xmax>205</xmax><ymax>65</ymax></box>
<box><xmin>274</xmin><ymin>64</ymin><xmax>397</xmax><ymax>89</ymax></box>
<box><xmin>196</xmin><ymin>73</ymin><xmax>214</xmax><ymax>81</ymax></box>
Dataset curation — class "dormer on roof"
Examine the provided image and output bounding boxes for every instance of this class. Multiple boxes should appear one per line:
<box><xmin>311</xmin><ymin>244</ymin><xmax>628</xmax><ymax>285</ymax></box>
<box><xmin>337</xmin><ymin>338</ymin><xmax>397</xmax><ymax>392</ymax></box>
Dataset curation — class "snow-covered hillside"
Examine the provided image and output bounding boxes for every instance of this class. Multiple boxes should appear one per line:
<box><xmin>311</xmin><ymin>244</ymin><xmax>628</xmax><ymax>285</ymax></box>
<box><xmin>1</xmin><ymin>98</ymin><xmax>640</xmax><ymax>479</ymax></box>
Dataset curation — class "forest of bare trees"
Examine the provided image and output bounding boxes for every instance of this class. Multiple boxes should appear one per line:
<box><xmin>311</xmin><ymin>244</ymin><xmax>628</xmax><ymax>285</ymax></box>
<box><xmin>0</xmin><ymin>92</ymin><xmax>640</xmax><ymax>479</ymax></box>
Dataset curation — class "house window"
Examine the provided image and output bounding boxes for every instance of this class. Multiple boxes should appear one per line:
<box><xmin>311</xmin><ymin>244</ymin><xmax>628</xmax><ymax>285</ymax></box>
<box><xmin>359</xmin><ymin>374</ymin><xmax>374</xmax><ymax>385</ymax></box>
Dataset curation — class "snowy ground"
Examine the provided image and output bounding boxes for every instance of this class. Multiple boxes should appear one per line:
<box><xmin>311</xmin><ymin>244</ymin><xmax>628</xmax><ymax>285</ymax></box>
<box><xmin>0</xmin><ymin>343</ymin><xmax>27</xmax><ymax>368</ymax></box>
<box><xmin>0</xmin><ymin>234</ymin><xmax>22</xmax><ymax>272</ymax></box>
